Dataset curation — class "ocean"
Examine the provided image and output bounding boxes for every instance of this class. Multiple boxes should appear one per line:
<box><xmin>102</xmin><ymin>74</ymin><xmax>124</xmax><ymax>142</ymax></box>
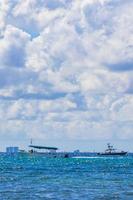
<box><xmin>0</xmin><ymin>154</ymin><xmax>133</xmax><ymax>200</ymax></box>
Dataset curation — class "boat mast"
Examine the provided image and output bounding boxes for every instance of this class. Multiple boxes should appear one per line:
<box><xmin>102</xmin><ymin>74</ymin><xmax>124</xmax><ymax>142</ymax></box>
<box><xmin>30</xmin><ymin>138</ymin><xmax>33</xmax><ymax>145</ymax></box>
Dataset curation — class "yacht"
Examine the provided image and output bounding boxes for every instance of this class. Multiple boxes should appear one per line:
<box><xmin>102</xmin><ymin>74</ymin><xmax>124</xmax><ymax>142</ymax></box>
<box><xmin>97</xmin><ymin>143</ymin><xmax>127</xmax><ymax>156</ymax></box>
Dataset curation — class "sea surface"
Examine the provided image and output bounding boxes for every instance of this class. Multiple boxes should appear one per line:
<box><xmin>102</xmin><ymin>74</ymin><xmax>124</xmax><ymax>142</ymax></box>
<box><xmin>0</xmin><ymin>154</ymin><xmax>133</xmax><ymax>200</ymax></box>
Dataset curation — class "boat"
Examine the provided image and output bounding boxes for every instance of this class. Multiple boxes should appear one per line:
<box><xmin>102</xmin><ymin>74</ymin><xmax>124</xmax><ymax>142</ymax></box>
<box><xmin>29</xmin><ymin>144</ymin><xmax>70</xmax><ymax>158</ymax></box>
<box><xmin>97</xmin><ymin>143</ymin><xmax>127</xmax><ymax>156</ymax></box>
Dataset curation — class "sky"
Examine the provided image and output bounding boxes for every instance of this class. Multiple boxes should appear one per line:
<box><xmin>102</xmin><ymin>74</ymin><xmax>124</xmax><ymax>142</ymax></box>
<box><xmin>0</xmin><ymin>0</ymin><xmax>133</xmax><ymax>152</ymax></box>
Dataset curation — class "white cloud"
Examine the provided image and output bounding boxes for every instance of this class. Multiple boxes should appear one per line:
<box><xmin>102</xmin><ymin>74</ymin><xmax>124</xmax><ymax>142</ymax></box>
<box><xmin>0</xmin><ymin>0</ymin><xmax>133</xmax><ymax>147</ymax></box>
<box><xmin>0</xmin><ymin>25</ymin><xmax>30</xmax><ymax>68</ymax></box>
<box><xmin>110</xmin><ymin>95</ymin><xmax>133</xmax><ymax>121</ymax></box>
<box><xmin>0</xmin><ymin>0</ymin><xmax>11</xmax><ymax>31</ymax></box>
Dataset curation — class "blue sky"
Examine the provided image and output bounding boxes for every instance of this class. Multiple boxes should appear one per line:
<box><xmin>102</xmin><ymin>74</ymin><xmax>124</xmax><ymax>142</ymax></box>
<box><xmin>0</xmin><ymin>0</ymin><xmax>133</xmax><ymax>152</ymax></box>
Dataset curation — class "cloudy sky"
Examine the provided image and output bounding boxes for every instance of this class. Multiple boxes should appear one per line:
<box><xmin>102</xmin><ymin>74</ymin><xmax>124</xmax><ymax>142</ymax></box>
<box><xmin>0</xmin><ymin>0</ymin><xmax>133</xmax><ymax>151</ymax></box>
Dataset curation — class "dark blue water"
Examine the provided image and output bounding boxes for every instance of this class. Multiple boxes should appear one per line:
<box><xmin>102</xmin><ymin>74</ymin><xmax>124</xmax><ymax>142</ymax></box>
<box><xmin>0</xmin><ymin>154</ymin><xmax>133</xmax><ymax>200</ymax></box>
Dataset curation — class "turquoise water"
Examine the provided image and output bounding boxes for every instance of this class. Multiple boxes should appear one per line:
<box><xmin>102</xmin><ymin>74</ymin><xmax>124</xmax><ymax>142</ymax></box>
<box><xmin>0</xmin><ymin>154</ymin><xmax>133</xmax><ymax>200</ymax></box>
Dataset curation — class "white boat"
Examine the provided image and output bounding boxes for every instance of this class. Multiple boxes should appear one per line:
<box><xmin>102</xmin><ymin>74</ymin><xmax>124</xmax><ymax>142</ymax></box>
<box><xmin>97</xmin><ymin>143</ymin><xmax>127</xmax><ymax>156</ymax></box>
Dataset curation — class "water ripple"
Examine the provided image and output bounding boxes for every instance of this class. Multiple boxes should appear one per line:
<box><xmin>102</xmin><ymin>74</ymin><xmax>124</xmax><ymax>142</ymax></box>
<box><xmin>0</xmin><ymin>155</ymin><xmax>133</xmax><ymax>199</ymax></box>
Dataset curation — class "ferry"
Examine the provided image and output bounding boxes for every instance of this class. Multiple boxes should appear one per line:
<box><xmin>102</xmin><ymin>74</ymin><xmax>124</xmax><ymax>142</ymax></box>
<box><xmin>97</xmin><ymin>143</ymin><xmax>127</xmax><ymax>156</ymax></box>
<box><xmin>29</xmin><ymin>145</ymin><xmax>69</xmax><ymax>158</ymax></box>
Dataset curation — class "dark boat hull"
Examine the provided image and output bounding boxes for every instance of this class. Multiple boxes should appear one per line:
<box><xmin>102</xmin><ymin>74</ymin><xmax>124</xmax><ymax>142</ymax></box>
<box><xmin>97</xmin><ymin>152</ymin><xmax>127</xmax><ymax>156</ymax></box>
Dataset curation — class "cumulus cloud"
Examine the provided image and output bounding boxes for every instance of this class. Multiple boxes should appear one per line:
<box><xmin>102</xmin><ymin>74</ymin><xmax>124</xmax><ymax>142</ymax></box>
<box><xmin>0</xmin><ymin>0</ymin><xmax>133</xmax><ymax>149</ymax></box>
<box><xmin>0</xmin><ymin>25</ymin><xmax>30</xmax><ymax>68</ymax></box>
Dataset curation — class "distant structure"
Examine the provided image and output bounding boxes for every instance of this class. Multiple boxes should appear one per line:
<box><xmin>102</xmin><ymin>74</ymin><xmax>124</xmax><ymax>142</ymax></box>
<box><xmin>6</xmin><ymin>147</ymin><xmax>19</xmax><ymax>154</ymax></box>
